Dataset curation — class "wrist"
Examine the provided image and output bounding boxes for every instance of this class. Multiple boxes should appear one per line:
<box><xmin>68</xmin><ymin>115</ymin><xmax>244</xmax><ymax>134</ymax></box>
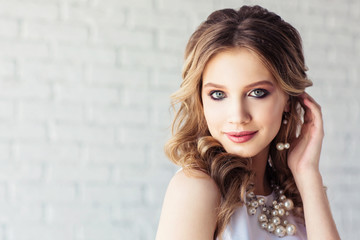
<box><xmin>293</xmin><ymin>169</ymin><xmax>323</xmax><ymax>194</ymax></box>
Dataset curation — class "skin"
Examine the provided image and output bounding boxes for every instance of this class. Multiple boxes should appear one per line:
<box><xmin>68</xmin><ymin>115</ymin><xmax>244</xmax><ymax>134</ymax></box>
<box><xmin>156</xmin><ymin>48</ymin><xmax>340</xmax><ymax>240</ymax></box>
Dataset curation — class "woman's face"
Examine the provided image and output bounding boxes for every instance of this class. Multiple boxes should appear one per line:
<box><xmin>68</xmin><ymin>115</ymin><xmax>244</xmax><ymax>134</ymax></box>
<box><xmin>201</xmin><ymin>48</ymin><xmax>288</xmax><ymax>159</ymax></box>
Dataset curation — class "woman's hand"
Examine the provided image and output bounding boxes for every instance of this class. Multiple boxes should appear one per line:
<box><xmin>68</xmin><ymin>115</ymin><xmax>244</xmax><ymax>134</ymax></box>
<box><xmin>287</xmin><ymin>93</ymin><xmax>341</xmax><ymax>240</ymax></box>
<box><xmin>287</xmin><ymin>92</ymin><xmax>324</xmax><ymax>177</ymax></box>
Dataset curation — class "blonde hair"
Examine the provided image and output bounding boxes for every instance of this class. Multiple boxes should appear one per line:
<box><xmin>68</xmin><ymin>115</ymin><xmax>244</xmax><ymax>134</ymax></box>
<box><xmin>165</xmin><ymin>5</ymin><xmax>312</xmax><ymax>239</ymax></box>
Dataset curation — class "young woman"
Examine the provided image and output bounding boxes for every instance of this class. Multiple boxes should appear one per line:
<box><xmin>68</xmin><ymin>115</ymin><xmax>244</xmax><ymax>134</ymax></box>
<box><xmin>156</xmin><ymin>5</ymin><xmax>340</xmax><ymax>240</ymax></box>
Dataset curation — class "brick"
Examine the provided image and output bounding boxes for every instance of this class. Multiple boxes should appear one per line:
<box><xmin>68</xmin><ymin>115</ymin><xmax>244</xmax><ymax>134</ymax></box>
<box><xmin>54</xmin><ymin>85</ymin><xmax>119</xmax><ymax>104</ymax></box>
<box><xmin>128</xmin><ymin>9</ymin><xmax>189</xmax><ymax>32</ymax></box>
<box><xmin>0</xmin><ymin>143</ymin><xmax>11</xmax><ymax>161</ymax></box>
<box><xmin>82</xmin><ymin>223</ymin><xmax>141</xmax><ymax>240</ymax></box>
<box><xmin>15</xmin><ymin>143</ymin><xmax>81</xmax><ymax>163</ymax></box>
<box><xmin>48</xmin><ymin>203</ymin><xmax>110</xmax><ymax>225</ymax></box>
<box><xmin>88</xmin><ymin>66</ymin><xmax>148</xmax><ymax>87</ymax></box>
<box><xmin>0</xmin><ymin>40</ymin><xmax>49</xmax><ymax>59</ymax></box>
<box><xmin>0</xmin><ymin>183</ymin><xmax>6</xmax><ymax>201</ymax></box>
<box><xmin>110</xmin><ymin>206</ymin><xmax>156</xmax><ymax>239</ymax></box>
<box><xmin>156</xmin><ymin>0</ymin><xmax>215</xmax><ymax>16</ymax></box>
<box><xmin>66</xmin><ymin>3</ymin><xmax>127</xmax><ymax>25</ymax></box>
<box><xmin>120</xmin><ymin>87</ymin><xmax>148</xmax><ymax>107</ymax></box>
<box><xmin>0</xmin><ymin>163</ymin><xmax>42</xmax><ymax>182</ymax></box>
<box><xmin>101</xmin><ymin>0</ymin><xmax>153</xmax><ymax>8</ymax></box>
<box><xmin>82</xmin><ymin>184</ymin><xmax>142</xmax><ymax>205</ymax></box>
<box><xmin>23</xmin><ymin>21</ymin><xmax>89</xmax><ymax>43</ymax></box>
<box><xmin>0</xmin><ymin>123</ymin><xmax>47</xmax><ymax>141</ymax></box>
<box><xmin>150</xmin><ymin>69</ymin><xmax>181</xmax><ymax>90</ymax></box>
<box><xmin>95</xmin><ymin>27</ymin><xmax>153</xmax><ymax>48</ymax></box>
<box><xmin>0</xmin><ymin>1</ymin><xmax>58</xmax><ymax>20</ymax></box>
<box><xmin>48</xmin><ymin>164</ymin><xmax>110</xmax><ymax>183</ymax></box>
<box><xmin>148</xmin><ymin>104</ymin><xmax>172</xmax><ymax>127</ymax></box>
<box><xmin>19</xmin><ymin>102</ymin><xmax>84</xmax><ymax>123</ymax></box>
<box><xmin>51</xmin><ymin>123</ymin><xmax>116</xmax><ymax>145</ymax></box>
<box><xmin>158</xmin><ymin>30</ymin><xmax>188</xmax><ymax>53</ymax></box>
<box><xmin>117</xmin><ymin>125</ymin><xmax>168</xmax><ymax>145</ymax></box>
<box><xmin>0</xmin><ymin>202</ymin><xmax>43</xmax><ymax>223</ymax></box>
<box><xmin>19</xmin><ymin>60</ymin><xmax>84</xmax><ymax>83</ymax></box>
<box><xmin>89</xmin><ymin>105</ymin><xmax>148</xmax><ymax>125</ymax></box>
<box><xmin>87</xmin><ymin>145</ymin><xmax>146</xmax><ymax>165</ymax></box>
<box><xmin>0</xmin><ymin>82</ymin><xmax>51</xmax><ymax>100</ymax></box>
<box><xmin>9</xmin><ymin>224</ymin><xmax>74</xmax><ymax>240</ymax></box>
<box><xmin>121</xmin><ymin>48</ymin><xmax>181</xmax><ymax>70</ymax></box>
<box><xmin>0</xmin><ymin>100</ymin><xmax>14</xmax><ymax>120</ymax></box>
<box><xmin>0</xmin><ymin>59</ymin><xmax>15</xmax><ymax>77</ymax></box>
<box><xmin>0</xmin><ymin>18</ymin><xmax>18</xmax><ymax>38</ymax></box>
<box><xmin>54</xmin><ymin>44</ymin><xmax>116</xmax><ymax>64</ymax></box>
<box><xmin>14</xmin><ymin>183</ymin><xmax>77</xmax><ymax>202</ymax></box>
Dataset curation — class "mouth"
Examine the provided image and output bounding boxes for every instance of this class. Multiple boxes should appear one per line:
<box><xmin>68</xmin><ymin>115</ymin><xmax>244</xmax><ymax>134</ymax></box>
<box><xmin>224</xmin><ymin>131</ymin><xmax>258</xmax><ymax>143</ymax></box>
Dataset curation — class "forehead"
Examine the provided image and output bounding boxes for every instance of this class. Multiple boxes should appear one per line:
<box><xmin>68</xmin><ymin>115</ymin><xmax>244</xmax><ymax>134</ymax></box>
<box><xmin>202</xmin><ymin>48</ymin><xmax>275</xmax><ymax>86</ymax></box>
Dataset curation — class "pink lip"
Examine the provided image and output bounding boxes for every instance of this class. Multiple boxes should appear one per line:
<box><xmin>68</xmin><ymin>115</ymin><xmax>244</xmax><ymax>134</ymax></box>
<box><xmin>225</xmin><ymin>131</ymin><xmax>258</xmax><ymax>143</ymax></box>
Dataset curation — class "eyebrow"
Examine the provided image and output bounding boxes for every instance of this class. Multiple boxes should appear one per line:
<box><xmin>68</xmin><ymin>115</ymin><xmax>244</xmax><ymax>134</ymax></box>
<box><xmin>203</xmin><ymin>80</ymin><xmax>274</xmax><ymax>89</ymax></box>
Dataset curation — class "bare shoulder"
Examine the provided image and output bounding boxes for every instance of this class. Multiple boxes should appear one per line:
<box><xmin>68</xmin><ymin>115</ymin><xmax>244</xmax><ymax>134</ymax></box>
<box><xmin>156</xmin><ymin>169</ymin><xmax>221</xmax><ymax>240</ymax></box>
<box><xmin>170</xmin><ymin>169</ymin><xmax>220</xmax><ymax>201</ymax></box>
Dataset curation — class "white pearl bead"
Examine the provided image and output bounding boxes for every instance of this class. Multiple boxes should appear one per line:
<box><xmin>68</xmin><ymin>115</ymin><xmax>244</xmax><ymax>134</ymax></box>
<box><xmin>258</xmin><ymin>197</ymin><xmax>265</xmax><ymax>205</ymax></box>
<box><xmin>283</xmin><ymin>119</ymin><xmax>288</xmax><ymax>125</ymax></box>
<box><xmin>272</xmin><ymin>216</ymin><xmax>281</xmax><ymax>225</ymax></box>
<box><xmin>258</xmin><ymin>214</ymin><xmax>267</xmax><ymax>222</ymax></box>
<box><xmin>276</xmin><ymin>143</ymin><xmax>285</xmax><ymax>150</ymax></box>
<box><xmin>251</xmin><ymin>200</ymin><xmax>259</xmax><ymax>208</ymax></box>
<box><xmin>284</xmin><ymin>143</ymin><xmax>290</xmax><ymax>149</ymax></box>
<box><xmin>248</xmin><ymin>207</ymin><xmax>257</xmax><ymax>215</ymax></box>
<box><xmin>286</xmin><ymin>224</ymin><xmax>297</xmax><ymax>235</ymax></box>
<box><xmin>280</xmin><ymin>195</ymin><xmax>286</xmax><ymax>201</ymax></box>
<box><xmin>272</xmin><ymin>209</ymin><xmax>278</xmax><ymax>216</ymax></box>
<box><xmin>284</xmin><ymin>199</ymin><xmax>294</xmax><ymax>210</ymax></box>
<box><xmin>278</xmin><ymin>208</ymin><xmax>285</xmax><ymax>216</ymax></box>
<box><xmin>267</xmin><ymin>223</ymin><xmax>275</xmax><ymax>232</ymax></box>
<box><xmin>275</xmin><ymin>225</ymin><xmax>286</xmax><ymax>237</ymax></box>
<box><xmin>261</xmin><ymin>222</ymin><xmax>268</xmax><ymax>229</ymax></box>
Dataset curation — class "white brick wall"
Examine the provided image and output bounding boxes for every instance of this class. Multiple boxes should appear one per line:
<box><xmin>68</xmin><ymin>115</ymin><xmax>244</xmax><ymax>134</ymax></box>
<box><xmin>0</xmin><ymin>0</ymin><xmax>358</xmax><ymax>239</ymax></box>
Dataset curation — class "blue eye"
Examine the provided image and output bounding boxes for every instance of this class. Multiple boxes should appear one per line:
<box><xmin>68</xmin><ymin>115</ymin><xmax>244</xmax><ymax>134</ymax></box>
<box><xmin>210</xmin><ymin>90</ymin><xmax>226</xmax><ymax>100</ymax></box>
<box><xmin>249</xmin><ymin>89</ymin><xmax>269</xmax><ymax>98</ymax></box>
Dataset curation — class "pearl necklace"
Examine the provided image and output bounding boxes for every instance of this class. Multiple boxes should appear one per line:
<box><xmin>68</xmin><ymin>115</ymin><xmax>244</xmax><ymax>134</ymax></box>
<box><xmin>246</xmin><ymin>186</ymin><xmax>297</xmax><ymax>237</ymax></box>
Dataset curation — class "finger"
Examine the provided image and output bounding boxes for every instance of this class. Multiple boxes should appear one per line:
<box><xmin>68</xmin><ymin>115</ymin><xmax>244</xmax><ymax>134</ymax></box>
<box><xmin>299</xmin><ymin>95</ymin><xmax>324</xmax><ymax>134</ymax></box>
<box><xmin>302</xmin><ymin>97</ymin><xmax>322</xmax><ymax>124</ymax></box>
<box><xmin>296</xmin><ymin>95</ymin><xmax>312</xmax><ymax>124</ymax></box>
<box><xmin>300</xmin><ymin>92</ymin><xmax>321</xmax><ymax>110</ymax></box>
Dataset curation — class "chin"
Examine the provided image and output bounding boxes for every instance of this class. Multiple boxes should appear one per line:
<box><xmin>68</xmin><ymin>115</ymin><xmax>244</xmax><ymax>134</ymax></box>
<box><xmin>223</xmin><ymin>147</ymin><xmax>257</xmax><ymax>158</ymax></box>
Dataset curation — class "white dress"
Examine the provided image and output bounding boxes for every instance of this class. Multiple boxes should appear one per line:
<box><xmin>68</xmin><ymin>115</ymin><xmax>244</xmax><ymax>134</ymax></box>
<box><xmin>218</xmin><ymin>192</ymin><xmax>307</xmax><ymax>240</ymax></box>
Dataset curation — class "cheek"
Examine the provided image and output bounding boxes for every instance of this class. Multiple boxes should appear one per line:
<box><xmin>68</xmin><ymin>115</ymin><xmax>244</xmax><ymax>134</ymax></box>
<box><xmin>253</xmin><ymin>97</ymin><xmax>284</xmax><ymax>127</ymax></box>
<box><xmin>202</xmin><ymin>100</ymin><xmax>222</xmax><ymax>133</ymax></box>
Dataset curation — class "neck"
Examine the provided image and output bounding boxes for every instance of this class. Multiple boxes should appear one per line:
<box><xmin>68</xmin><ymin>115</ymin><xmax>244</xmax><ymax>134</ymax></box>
<box><xmin>251</xmin><ymin>148</ymin><xmax>272</xmax><ymax>196</ymax></box>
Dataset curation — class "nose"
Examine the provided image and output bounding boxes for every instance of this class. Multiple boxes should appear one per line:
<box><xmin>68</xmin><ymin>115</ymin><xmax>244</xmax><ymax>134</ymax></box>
<box><xmin>227</xmin><ymin>98</ymin><xmax>251</xmax><ymax>124</ymax></box>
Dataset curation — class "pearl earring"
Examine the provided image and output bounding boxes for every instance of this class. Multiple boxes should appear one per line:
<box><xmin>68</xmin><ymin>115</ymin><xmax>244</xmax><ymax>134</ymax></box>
<box><xmin>276</xmin><ymin>142</ymin><xmax>290</xmax><ymax>151</ymax></box>
<box><xmin>277</xmin><ymin>115</ymin><xmax>290</xmax><ymax>151</ymax></box>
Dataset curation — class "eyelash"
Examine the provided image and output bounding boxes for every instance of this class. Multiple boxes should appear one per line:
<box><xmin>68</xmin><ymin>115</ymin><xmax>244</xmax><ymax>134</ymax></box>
<box><xmin>249</xmin><ymin>88</ymin><xmax>269</xmax><ymax>98</ymax></box>
<box><xmin>208</xmin><ymin>88</ymin><xmax>270</xmax><ymax>100</ymax></box>
<box><xmin>209</xmin><ymin>90</ymin><xmax>226</xmax><ymax>100</ymax></box>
